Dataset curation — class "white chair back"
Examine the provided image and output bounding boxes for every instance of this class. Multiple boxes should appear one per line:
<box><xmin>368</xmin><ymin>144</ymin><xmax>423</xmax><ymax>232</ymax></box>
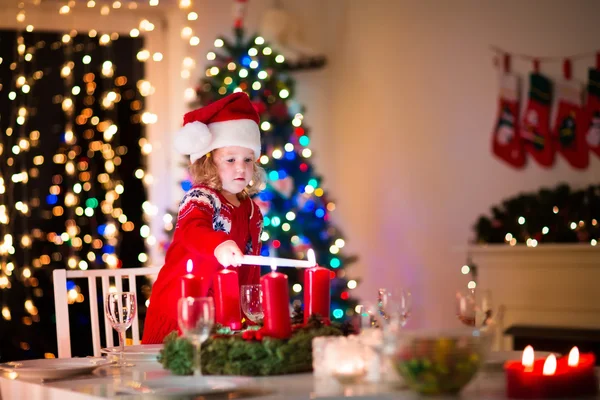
<box><xmin>52</xmin><ymin>266</ymin><xmax>161</xmax><ymax>358</ymax></box>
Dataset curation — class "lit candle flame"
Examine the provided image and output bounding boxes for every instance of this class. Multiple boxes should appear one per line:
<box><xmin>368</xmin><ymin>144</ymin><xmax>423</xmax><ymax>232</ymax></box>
<box><xmin>568</xmin><ymin>347</ymin><xmax>579</xmax><ymax>367</ymax></box>
<box><xmin>186</xmin><ymin>259</ymin><xmax>193</xmax><ymax>274</ymax></box>
<box><xmin>270</xmin><ymin>259</ymin><xmax>277</xmax><ymax>272</ymax></box>
<box><xmin>522</xmin><ymin>345</ymin><xmax>534</xmax><ymax>369</ymax></box>
<box><xmin>542</xmin><ymin>354</ymin><xmax>557</xmax><ymax>376</ymax></box>
<box><xmin>307</xmin><ymin>249</ymin><xmax>316</xmax><ymax>266</ymax></box>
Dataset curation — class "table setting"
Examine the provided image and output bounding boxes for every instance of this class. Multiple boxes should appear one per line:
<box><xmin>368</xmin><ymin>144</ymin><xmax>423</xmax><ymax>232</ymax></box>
<box><xmin>2</xmin><ymin>252</ymin><xmax>600</xmax><ymax>399</ymax></box>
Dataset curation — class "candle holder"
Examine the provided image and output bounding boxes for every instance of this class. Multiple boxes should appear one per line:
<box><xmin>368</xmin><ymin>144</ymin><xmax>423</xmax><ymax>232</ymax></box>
<box><xmin>321</xmin><ymin>337</ymin><xmax>367</xmax><ymax>385</ymax></box>
<box><xmin>312</xmin><ymin>336</ymin><xmax>338</xmax><ymax>377</ymax></box>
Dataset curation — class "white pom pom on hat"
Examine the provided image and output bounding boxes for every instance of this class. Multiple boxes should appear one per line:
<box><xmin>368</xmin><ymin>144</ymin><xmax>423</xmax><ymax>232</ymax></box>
<box><xmin>174</xmin><ymin>92</ymin><xmax>262</xmax><ymax>163</ymax></box>
<box><xmin>173</xmin><ymin>121</ymin><xmax>212</xmax><ymax>156</ymax></box>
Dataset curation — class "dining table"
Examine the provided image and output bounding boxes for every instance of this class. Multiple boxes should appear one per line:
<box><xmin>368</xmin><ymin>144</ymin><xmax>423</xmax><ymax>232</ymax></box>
<box><xmin>1</xmin><ymin>351</ymin><xmax>599</xmax><ymax>399</ymax></box>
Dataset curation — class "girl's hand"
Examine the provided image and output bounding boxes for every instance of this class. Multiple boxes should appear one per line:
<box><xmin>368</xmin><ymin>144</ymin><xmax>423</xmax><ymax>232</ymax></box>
<box><xmin>214</xmin><ymin>240</ymin><xmax>244</xmax><ymax>267</ymax></box>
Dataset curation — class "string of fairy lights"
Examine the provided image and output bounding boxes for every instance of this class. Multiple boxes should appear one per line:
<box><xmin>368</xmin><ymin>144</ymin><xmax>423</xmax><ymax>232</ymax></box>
<box><xmin>17</xmin><ymin>26</ymin><xmax>40</xmax><ymax>327</ymax></box>
<box><xmin>461</xmin><ymin>211</ymin><xmax>599</xmax><ymax>290</ymax></box>
<box><xmin>0</xmin><ymin>0</ymin><xmax>186</xmax><ymax>355</ymax></box>
<box><xmin>0</xmin><ymin>2</ymin><xmax>45</xmax><ymax>344</ymax></box>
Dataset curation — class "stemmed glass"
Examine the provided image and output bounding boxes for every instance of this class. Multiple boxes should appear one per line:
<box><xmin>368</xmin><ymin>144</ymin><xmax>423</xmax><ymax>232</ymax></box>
<box><xmin>456</xmin><ymin>289</ymin><xmax>493</xmax><ymax>328</ymax></box>
<box><xmin>358</xmin><ymin>288</ymin><xmax>412</xmax><ymax>382</ymax></box>
<box><xmin>378</xmin><ymin>288</ymin><xmax>412</xmax><ymax>328</ymax></box>
<box><xmin>177</xmin><ymin>297</ymin><xmax>215</xmax><ymax>376</ymax></box>
<box><xmin>105</xmin><ymin>292</ymin><xmax>137</xmax><ymax>368</ymax></box>
<box><xmin>240</xmin><ymin>284</ymin><xmax>264</xmax><ymax>325</ymax></box>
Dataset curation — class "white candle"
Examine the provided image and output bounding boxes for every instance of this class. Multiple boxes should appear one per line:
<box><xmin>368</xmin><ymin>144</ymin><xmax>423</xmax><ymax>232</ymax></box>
<box><xmin>240</xmin><ymin>255</ymin><xmax>313</xmax><ymax>268</ymax></box>
<box><xmin>307</xmin><ymin>249</ymin><xmax>316</xmax><ymax>266</ymax></box>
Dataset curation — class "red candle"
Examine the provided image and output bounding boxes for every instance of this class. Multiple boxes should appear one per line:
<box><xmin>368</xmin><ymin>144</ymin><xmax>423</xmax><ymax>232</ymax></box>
<box><xmin>505</xmin><ymin>346</ymin><xmax>598</xmax><ymax>399</ymax></box>
<box><xmin>214</xmin><ymin>267</ymin><xmax>242</xmax><ymax>330</ymax></box>
<box><xmin>260</xmin><ymin>266</ymin><xmax>291</xmax><ymax>339</ymax></box>
<box><xmin>180</xmin><ymin>259</ymin><xmax>204</xmax><ymax>298</ymax></box>
<box><xmin>303</xmin><ymin>265</ymin><xmax>330</xmax><ymax>324</ymax></box>
<box><xmin>562</xmin><ymin>347</ymin><xmax>598</xmax><ymax>397</ymax></box>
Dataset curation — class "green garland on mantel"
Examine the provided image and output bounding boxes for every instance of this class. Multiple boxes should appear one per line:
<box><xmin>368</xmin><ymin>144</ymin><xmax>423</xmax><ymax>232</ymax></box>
<box><xmin>474</xmin><ymin>183</ymin><xmax>600</xmax><ymax>245</ymax></box>
<box><xmin>158</xmin><ymin>316</ymin><xmax>349</xmax><ymax>376</ymax></box>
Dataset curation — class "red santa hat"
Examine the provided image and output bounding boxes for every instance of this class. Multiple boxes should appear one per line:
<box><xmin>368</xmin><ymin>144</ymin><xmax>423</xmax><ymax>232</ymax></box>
<box><xmin>174</xmin><ymin>92</ymin><xmax>261</xmax><ymax>163</ymax></box>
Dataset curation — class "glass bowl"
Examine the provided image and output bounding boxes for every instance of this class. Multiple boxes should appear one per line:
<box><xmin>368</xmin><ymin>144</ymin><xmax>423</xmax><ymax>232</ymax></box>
<box><xmin>390</xmin><ymin>328</ymin><xmax>491</xmax><ymax>395</ymax></box>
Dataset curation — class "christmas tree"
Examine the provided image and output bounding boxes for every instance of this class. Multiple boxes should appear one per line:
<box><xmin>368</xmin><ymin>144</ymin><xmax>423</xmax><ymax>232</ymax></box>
<box><xmin>169</xmin><ymin>27</ymin><xmax>358</xmax><ymax>321</ymax></box>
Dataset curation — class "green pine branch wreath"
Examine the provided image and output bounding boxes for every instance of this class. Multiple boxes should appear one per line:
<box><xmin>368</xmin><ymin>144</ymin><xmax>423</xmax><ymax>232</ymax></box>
<box><xmin>158</xmin><ymin>315</ymin><xmax>353</xmax><ymax>376</ymax></box>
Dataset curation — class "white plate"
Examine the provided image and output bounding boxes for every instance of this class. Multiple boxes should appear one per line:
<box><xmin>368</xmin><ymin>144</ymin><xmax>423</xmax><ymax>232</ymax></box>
<box><xmin>0</xmin><ymin>358</ymin><xmax>113</xmax><ymax>380</ymax></box>
<box><xmin>485</xmin><ymin>350</ymin><xmax>555</xmax><ymax>368</ymax></box>
<box><xmin>101</xmin><ymin>344</ymin><xmax>163</xmax><ymax>362</ymax></box>
<box><xmin>119</xmin><ymin>376</ymin><xmax>254</xmax><ymax>396</ymax></box>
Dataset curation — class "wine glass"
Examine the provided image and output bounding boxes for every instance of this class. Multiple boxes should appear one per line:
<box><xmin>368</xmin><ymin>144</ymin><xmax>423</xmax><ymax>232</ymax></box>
<box><xmin>456</xmin><ymin>289</ymin><xmax>493</xmax><ymax>328</ymax></box>
<box><xmin>105</xmin><ymin>292</ymin><xmax>137</xmax><ymax>368</ymax></box>
<box><xmin>357</xmin><ymin>288</ymin><xmax>413</xmax><ymax>382</ymax></box>
<box><xmin>240</xmin><ymin>284</ymin><xmax>263</xmax><ymax>324</ymax></box>
<box><xmin>377</xmin><ymin>288</ymin><xmax>412</xmax><ymax>328</ymax></box>
<box><xmin>177</xmin><ymin>297</ymin><xmax>214</xmax><ymax>376</ymax></box>
<box><xmin>379</xmin><ymin>288</ymin><xmax>412</xmax><ymax>358</ymax></box>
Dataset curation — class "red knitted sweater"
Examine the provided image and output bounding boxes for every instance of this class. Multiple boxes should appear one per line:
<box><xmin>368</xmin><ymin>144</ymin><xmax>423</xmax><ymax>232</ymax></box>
<box><xmin>142</xmin><ymin>185</ymin><xmax>263</xmax><ymax>344</ymax></box>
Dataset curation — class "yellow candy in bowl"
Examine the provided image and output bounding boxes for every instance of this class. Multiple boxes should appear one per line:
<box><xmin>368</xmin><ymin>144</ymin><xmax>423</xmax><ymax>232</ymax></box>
<box><xmin>391</xmin><ymin>328</ymin><xmax>491</xmax><ymax>395</ymax></box>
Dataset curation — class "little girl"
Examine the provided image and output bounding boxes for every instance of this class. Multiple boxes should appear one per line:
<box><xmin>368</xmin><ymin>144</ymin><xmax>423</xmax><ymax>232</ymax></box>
<box><xmin>142</xmin><ymin>92</ymin><xmax>265</xmax><ymax>344</ymax></box>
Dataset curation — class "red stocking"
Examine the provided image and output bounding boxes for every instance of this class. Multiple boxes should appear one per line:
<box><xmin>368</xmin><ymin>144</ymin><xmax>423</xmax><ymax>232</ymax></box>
<box><xmin>553</xmin><ymin>61</ymin><xmax>588</xmax><ymax>169</ymax></box>
<box><xmin>491</xmin><ymin>73</ymin><xmax>525</xmax><ymax>168</ymax></box>
<box><xmin>521</xmin><ymin>73</ymin><xmax>554</xmax><ymax>167</ymax></box>
<box><xmin>583</xmin><ymin>65</ymin><xmax>600</xmax><ymax>158</ymax></box>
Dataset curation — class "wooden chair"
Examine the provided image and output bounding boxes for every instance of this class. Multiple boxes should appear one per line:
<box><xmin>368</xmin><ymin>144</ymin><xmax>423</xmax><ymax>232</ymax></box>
<box><xmin>52</xmin><ymin>267</ymin><xmax>161</xmax><ymax>358</ymax></box>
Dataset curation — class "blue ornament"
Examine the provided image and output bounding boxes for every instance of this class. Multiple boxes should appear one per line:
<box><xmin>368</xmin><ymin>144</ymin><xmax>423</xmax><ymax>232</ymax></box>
<box><xmin>181</xmin><ymin>180</ymin><xmax>193</xmax><ymax>191</ymax></box>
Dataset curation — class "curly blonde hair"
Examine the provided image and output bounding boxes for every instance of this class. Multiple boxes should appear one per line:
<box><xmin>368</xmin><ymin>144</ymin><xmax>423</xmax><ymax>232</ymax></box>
<box><xmin>189</xmin><ymin>152</ymin><xmax>266</xmax><ymax>198</ymax></box>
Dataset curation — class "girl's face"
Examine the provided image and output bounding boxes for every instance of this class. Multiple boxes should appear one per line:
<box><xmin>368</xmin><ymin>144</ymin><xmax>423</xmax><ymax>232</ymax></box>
<box><xmin>213</xmin><ymin>146</ymin><xmax>255</xmax><ymax>195</ymax></box>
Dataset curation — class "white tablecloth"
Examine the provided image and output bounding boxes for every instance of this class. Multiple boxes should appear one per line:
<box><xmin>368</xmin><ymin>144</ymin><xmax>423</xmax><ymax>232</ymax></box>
<box><xmin>1</xmin><ymin>358</ymin><xmax>598</xmax><ymax>399</ymax></box>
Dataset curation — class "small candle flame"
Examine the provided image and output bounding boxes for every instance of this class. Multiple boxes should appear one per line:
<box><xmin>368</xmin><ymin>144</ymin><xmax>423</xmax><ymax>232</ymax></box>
<box><xmin>522</xmin><ymin>345</ymin><xmax>534</xmax><ymax>369</ymax></box>
<box><xmin>270</xmin><ymin>259</ymin><xmax>277</xmax><ymax>272</ymax></box>
<box><xmin>186</xmin><ymin>259</ymin><xmax>193</xmax><ymax>274</ymax></box>
<box><xmin>568</xmin><ymin>347</ymin><xmax>579</xmax><ymax>367</ymax></box>
<box><xmin>307</xmin><ymin>249</ymin><xmax>316</xmax><ymax>266</ymax></box>
<box><xmin>542</xmin><ymin>354</ymin><xmax>557</xmax><ymax>376</ymax></box>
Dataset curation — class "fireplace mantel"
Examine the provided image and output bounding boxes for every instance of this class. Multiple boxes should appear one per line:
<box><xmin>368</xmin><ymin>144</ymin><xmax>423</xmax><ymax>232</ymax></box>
<box><xmin>467</xmin><ymin>244</ymin><xmax>600</xmax><ymax>351</ymax></box>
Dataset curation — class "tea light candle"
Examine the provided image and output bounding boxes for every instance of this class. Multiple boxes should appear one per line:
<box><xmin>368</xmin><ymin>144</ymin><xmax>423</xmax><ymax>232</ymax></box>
<box><xmin>505</xmin><ymin>345</ymin><xmax>598</xmax><ymax>399</ymax></box>
<box><xmin>332</xmin><ymin>362</ymin><xmax>366</xmax><ymax>385</ymax></box>
<box><xmin>324</xmin><ymin>337</ymin><xmax>367</xmax><ymax>385</ymax></box>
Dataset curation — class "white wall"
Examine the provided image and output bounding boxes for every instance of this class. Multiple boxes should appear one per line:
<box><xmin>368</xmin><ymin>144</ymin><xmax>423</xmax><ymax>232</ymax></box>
<box><xmin>325</xmin><ymin>0</ymin><xmax>600</xmax><ymax>329</ymax></box>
